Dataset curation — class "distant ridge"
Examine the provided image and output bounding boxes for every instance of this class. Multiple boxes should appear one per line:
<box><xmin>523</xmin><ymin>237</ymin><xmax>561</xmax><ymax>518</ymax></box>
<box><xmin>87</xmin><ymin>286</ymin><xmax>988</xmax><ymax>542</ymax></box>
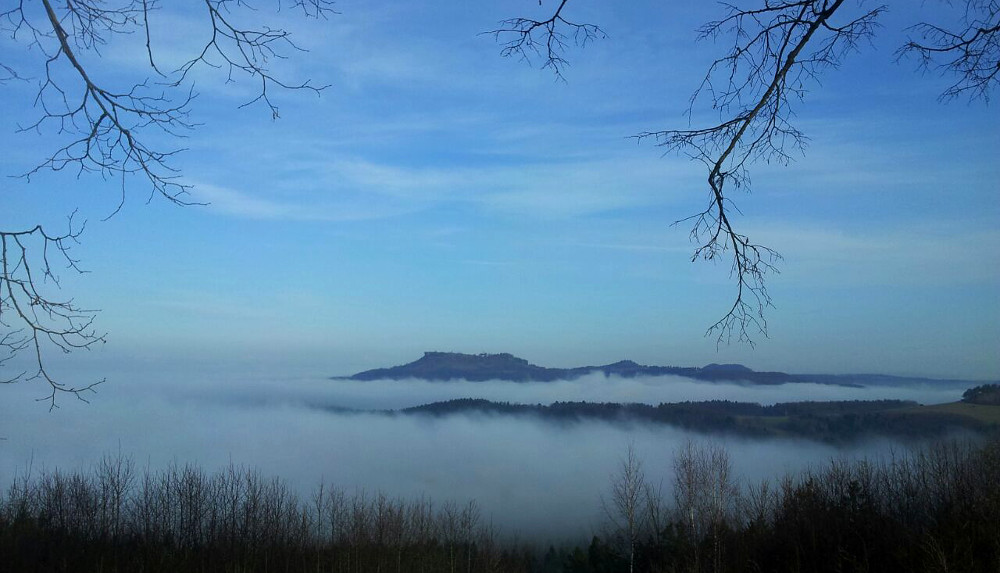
<box><xmin>333</xmin><ymin>351</ymin><xmax>984</xmax><ymax>387</ymax></box>
<box><xmin>392</xmin><ymin>397</ymin><xmax>998</xmax><ymax>443</ymax></box>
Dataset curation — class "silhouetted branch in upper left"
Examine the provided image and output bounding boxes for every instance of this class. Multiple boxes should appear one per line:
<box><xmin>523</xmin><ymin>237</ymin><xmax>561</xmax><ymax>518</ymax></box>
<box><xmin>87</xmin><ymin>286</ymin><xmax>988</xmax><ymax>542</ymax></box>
<box><xmin>0</xmin><ymin>0</ymin><xmax>334</xmax><ymax>404</ymax></box>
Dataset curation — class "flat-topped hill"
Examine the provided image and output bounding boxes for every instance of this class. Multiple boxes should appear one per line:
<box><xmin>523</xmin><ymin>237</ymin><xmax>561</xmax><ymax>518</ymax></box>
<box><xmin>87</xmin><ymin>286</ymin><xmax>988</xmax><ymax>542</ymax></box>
<box><xmin>335</xmin><ymin>352</ymin><xmax>987</xmax><ymax>387</ymax></box>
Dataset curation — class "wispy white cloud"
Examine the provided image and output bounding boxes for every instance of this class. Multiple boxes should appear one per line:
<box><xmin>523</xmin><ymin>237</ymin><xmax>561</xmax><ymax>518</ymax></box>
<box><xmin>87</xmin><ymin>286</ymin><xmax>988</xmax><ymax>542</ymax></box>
<box><xmin>191</xmin><ymin>183</ymin><xmax>300</xmax><ymax>219</ymax></box>
<box><xmin>190</xmin><ymin>152</ymin><xmax>698</xmax><ymax>221</ymax></box>
<box><xmin>188</xmin><ymin>182</ymin><xmax>419</xmax><ymax>221</ymax></box>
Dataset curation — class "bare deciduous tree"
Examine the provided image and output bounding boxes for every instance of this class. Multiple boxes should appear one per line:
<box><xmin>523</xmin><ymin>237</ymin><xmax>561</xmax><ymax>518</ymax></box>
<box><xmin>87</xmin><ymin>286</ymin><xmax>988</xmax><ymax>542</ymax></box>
<box><xmin>1</xmin><ymin>0</ymin><xmax>333</xmax><ymax>405</ymax></box>
<box><xmin>4</xmin><ymin>457</ymin><xmax>527</xmax><ymax>572</ymax></box>
<box><xmin>673</xmin><ymin>440</ymin><xmax>738</xmax><ymax>572</ymax></box>
<box><xmin>493</xmin><ymin>0</ymin><xmax>997</xmax><ymax>346</ymax></box>
<box><xmin>603</xmin><ymin>442</ymin><xmax>647</xmax><ymax>573</ymax></box>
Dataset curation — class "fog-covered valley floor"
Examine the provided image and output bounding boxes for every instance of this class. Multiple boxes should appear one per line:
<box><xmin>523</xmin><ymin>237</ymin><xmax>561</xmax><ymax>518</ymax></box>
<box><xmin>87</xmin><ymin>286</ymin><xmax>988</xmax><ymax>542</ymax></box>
<box><xmin>0</xmin><ymin>371</ymin><xmax>972</xmax><ymax>540</ymax></box>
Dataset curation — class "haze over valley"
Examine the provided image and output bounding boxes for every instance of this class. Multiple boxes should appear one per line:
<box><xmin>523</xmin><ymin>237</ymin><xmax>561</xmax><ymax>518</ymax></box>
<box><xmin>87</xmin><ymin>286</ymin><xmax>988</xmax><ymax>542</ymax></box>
<box><xmin>3</xmin><ymin>352</ymin><xmax>994</xmax><ymax>540</ymax></box>
<box><xmin>1</xmin><ymin>1</ymin><xmax>997</xmax><ymax>569</ymax></box>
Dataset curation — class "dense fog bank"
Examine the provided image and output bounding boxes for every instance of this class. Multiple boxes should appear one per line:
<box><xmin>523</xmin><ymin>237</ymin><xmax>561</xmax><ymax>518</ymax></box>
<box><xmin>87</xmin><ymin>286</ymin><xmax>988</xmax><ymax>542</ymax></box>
<box><xmin>315</xmin><ymin>374</ymin><xmax>967</xmax><ymax>410</ymax></box>
<box><xmin>0</xmin><ymin>372</ymin><xmax>938</xmax><ymax>539</ymax></box>
<box><xmin>98</xmin><ymin>369</ymin><xmax>967</xmax><ymax>411</ymax></box>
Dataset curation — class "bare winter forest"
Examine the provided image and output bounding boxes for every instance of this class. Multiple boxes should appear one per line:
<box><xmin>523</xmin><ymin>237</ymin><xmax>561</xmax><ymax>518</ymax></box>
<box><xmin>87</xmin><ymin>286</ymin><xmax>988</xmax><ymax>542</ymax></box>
<box><xmin>3</xmin><ymin>437</ymin><xmax>998</xmax><ymax>572</ymax></box>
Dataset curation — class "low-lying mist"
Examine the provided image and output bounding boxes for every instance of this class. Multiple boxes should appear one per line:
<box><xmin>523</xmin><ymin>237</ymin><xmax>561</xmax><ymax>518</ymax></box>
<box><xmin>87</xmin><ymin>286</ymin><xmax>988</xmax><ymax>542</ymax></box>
<box><xmin>156</xmin><ymin>371</ymin><xmax>966</xmax><ymax>411</ymax></box>
<box><xmin>0</xmin><ymin>371</ymin><xmax>961</xmax><ymax>540</ymax></box>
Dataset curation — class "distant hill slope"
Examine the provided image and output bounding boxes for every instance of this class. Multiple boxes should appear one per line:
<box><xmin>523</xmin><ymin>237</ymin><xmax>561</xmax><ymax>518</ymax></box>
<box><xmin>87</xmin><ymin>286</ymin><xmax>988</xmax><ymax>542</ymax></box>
<box><xmin>335</xmin><ymin>351</ymin><xmax>984</xmax><ymax>387</ymax></box>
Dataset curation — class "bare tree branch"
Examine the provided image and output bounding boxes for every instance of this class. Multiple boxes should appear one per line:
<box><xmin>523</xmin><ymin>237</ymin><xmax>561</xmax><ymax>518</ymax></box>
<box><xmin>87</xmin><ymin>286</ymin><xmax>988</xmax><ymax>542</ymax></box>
<box><xmin>602</xmin><ymin>442</ymin><xmax>647</xmax><ymax>573</ymax></box>
<box><xmin>488</xmin><ymin>1</ymin><xmax>898</xmax><ymax>347</ymax></box>
<box><xmin>899</xmin><ymin>0</ymin><xmax>999</xmax><ymax>101</ymax></box>
<box><xmin>1</xmin><ymin>212</ymin><xmax>105</xmax><ymax>409</ymax></box>
<box><xmin>174</xmin><ymin>0</ymin><xmax>334</xmax><ymax>119</ymax></box>
<box><xmin>632</xmin><ymin>0</ymin><xmax>884</xmax><ymax>346</ymax></box>
<box><xmin>486</xmin><ymin>0</ymin><xmax>606</xmax><ymax>80</ymax></box>
<box><xmin>1</xmin><ymin>60</ymin><xmax>29</xmax><ymax>83</ymax></box>
<box><xmin>1</xmin><ymin>0</ymin><xmax>335</xmax><ymax>404</ymax></box>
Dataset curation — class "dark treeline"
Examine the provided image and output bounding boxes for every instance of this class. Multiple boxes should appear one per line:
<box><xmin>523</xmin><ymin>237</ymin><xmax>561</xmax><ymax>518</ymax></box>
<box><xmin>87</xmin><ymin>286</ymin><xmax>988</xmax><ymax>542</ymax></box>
<box><xmin>566</xmin><ymin>438</ymin><xmax>1000</xmax><ymax>573</ymax></box>
<box><xmin>0</xmin><ymin>458</ymin><xmax>532</xmax><ymax>573</ymax></box>
<box><xmin>963</xmin><ymin>384</ymin><xmax>1000</xmax><ymax>405</ymax></box>
<box><xmin>3</xmin><ymin>438</ymin><xmax>999</xmax><ymax>572</ymax></box>
<box><xmin>399</xmin><ymin>398</ymin><xmax>993</xmax><ymax>442</ymax></box>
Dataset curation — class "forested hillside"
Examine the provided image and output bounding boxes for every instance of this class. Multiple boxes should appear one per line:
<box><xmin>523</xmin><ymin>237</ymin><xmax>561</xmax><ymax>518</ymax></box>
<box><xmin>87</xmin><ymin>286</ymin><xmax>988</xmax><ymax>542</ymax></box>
<box><xmin>398</xmin><ymin>397</ymin><xmax>997</xmax><ymax>443</ymax></box>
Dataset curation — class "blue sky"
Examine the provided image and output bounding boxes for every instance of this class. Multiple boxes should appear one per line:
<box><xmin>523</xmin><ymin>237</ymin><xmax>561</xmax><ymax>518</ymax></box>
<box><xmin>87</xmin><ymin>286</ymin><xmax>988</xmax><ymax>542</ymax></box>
<box><xmin>1</xmin><ymin>0</ymin><xmax>998</xmax><ymax>383</ymax></box>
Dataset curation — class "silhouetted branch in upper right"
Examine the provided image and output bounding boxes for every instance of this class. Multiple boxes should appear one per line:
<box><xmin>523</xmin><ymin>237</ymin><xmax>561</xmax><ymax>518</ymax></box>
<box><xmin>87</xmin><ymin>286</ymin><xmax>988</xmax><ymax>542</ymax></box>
<box><xmin>491</xmin><ymin>1</ymin><xmax>996</xmax><ymax>349</ymax></box>
<box><xmin>899</xmin><ymin>0</ymin><xmax>999</xmax><ymax>102</ymax></box>
<box><xmin>634</xmin><ymin>0</ymin><xmax>885</xmax><ymax>347</ymax></box>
